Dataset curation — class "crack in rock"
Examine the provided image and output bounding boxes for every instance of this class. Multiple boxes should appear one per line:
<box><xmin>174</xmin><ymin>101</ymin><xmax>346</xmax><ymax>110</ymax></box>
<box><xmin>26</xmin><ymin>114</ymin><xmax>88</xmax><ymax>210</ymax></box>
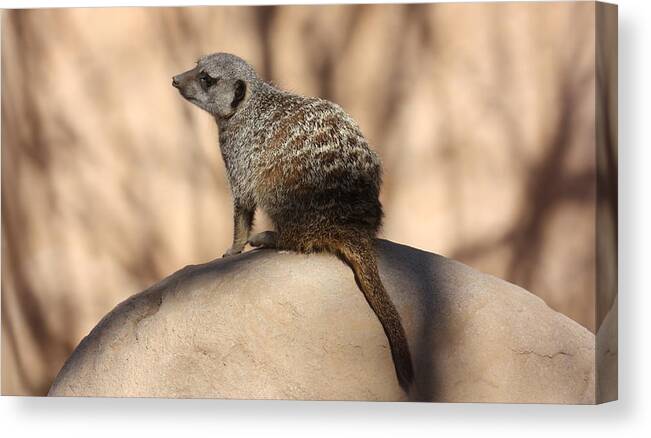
<box><xmin>509</xmin><ymin>348</ymin><xmax>573</xmax><ymax>359</ymax></box>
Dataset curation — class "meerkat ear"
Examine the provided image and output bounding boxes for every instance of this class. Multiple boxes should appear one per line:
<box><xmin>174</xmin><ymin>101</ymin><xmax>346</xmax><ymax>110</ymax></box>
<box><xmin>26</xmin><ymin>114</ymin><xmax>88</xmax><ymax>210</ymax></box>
<box><xmin>231</xmin><ymin>79</ymin><xmax>246</xmax><ymax>109</ymax></box>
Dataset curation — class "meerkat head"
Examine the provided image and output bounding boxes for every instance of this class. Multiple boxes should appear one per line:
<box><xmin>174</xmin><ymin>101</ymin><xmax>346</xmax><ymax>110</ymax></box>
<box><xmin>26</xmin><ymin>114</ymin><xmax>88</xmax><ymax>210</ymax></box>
<box><xmin>172</xmin><ymin>52</ymin><xmax>257</xmax><ymax>119</ymax></box>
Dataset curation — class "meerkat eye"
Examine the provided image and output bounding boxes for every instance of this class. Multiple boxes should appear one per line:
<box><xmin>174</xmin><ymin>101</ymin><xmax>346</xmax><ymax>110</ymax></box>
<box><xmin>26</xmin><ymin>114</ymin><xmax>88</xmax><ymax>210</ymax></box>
<box><xmin>198</xmin><ymin>71</ymin><xmax>218</xmax><ymax>88</ymax></box>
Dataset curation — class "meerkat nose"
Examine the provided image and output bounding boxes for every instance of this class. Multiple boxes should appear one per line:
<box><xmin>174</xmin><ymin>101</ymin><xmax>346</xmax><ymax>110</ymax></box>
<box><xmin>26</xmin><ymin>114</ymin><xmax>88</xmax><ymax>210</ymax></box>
<box><xmin>172</xmin><ymin>76</ymin><xmax>180</xmax><ymax>88</ymax></box>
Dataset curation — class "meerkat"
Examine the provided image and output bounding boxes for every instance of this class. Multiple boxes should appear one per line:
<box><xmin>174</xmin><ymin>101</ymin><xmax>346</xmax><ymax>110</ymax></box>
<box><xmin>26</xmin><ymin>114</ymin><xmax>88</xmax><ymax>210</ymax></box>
<box><xmin>172</xmin><ymin>52</ymin><xmax>414</xmax><ymax>392</ymax></box>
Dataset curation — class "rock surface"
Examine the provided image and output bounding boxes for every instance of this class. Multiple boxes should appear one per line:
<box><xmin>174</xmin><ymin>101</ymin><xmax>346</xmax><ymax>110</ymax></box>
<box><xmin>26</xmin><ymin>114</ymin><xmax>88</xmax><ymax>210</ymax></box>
<box><xmin>48</xmin><ymin>240</ymin><xmax>595</xmax><ymax>403</ymax></box>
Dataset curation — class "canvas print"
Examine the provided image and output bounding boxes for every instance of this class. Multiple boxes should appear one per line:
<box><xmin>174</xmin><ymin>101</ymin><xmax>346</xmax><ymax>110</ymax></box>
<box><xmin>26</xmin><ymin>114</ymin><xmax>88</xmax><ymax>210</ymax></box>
<box><xmin>1</xmin><ymin>1</ymin><xmax>617</xmax><ymax>403</ymax></box>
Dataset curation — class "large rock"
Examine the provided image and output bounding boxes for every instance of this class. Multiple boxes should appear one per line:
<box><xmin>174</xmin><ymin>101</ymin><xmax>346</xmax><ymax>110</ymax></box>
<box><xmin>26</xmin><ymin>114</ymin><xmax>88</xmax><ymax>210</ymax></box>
<box><xmin>48</xmin><ymin>240</ymin><xmax>595</xmax><ymax>403</ymax></box>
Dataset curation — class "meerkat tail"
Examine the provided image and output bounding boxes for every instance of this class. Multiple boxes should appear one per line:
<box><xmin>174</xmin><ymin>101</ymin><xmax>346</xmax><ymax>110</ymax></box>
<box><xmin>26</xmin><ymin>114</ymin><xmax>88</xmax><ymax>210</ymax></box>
<box><xmin>332</xmin><ymin>238</ymin><xmax>415</xmax><ymax>392</ymax></box>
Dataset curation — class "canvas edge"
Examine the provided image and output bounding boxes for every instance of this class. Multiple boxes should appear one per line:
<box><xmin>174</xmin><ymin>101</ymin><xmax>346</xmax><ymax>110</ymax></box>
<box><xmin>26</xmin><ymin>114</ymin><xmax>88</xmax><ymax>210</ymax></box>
<box><xmin>594</xmin><ymin>0</ymin><xmax>618</xmax><ymax>405</ymax></box>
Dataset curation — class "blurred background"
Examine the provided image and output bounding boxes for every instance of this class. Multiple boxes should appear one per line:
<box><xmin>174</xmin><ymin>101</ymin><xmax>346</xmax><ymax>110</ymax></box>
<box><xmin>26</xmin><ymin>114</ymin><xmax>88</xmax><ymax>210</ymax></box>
<box><xmin>1</xmin><ymin>2</ymin><xmax>616</xmax><ymax>396</ymax></box>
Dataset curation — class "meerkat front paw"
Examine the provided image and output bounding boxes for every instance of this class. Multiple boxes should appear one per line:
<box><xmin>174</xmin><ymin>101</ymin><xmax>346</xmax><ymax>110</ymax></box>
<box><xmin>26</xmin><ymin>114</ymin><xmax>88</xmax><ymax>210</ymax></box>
<box><xmin>248</xmin><ymin>231</ymin><xmax>278</xmax><ymax>249</ymax></box>
<box><xmin>222</xmin><ymin>246</ymin><xmax>244</xmax><ymax>258</ymax></box>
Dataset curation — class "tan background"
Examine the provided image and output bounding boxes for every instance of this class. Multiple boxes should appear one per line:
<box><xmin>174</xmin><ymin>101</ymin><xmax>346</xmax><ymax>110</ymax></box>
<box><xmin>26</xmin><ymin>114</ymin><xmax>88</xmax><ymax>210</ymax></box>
<box><xmin>2</xmin><ymin>2</ymin><xmax>607</xmax><ymax>395</ymax></box>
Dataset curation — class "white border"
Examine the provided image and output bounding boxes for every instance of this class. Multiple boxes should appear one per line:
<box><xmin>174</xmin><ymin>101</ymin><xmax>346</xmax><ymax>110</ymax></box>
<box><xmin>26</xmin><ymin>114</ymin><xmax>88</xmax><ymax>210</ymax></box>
<box><xmin>1</xmin><ymin>1</ymin><xmax>649</xmax><ymax>437</ymax></box>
